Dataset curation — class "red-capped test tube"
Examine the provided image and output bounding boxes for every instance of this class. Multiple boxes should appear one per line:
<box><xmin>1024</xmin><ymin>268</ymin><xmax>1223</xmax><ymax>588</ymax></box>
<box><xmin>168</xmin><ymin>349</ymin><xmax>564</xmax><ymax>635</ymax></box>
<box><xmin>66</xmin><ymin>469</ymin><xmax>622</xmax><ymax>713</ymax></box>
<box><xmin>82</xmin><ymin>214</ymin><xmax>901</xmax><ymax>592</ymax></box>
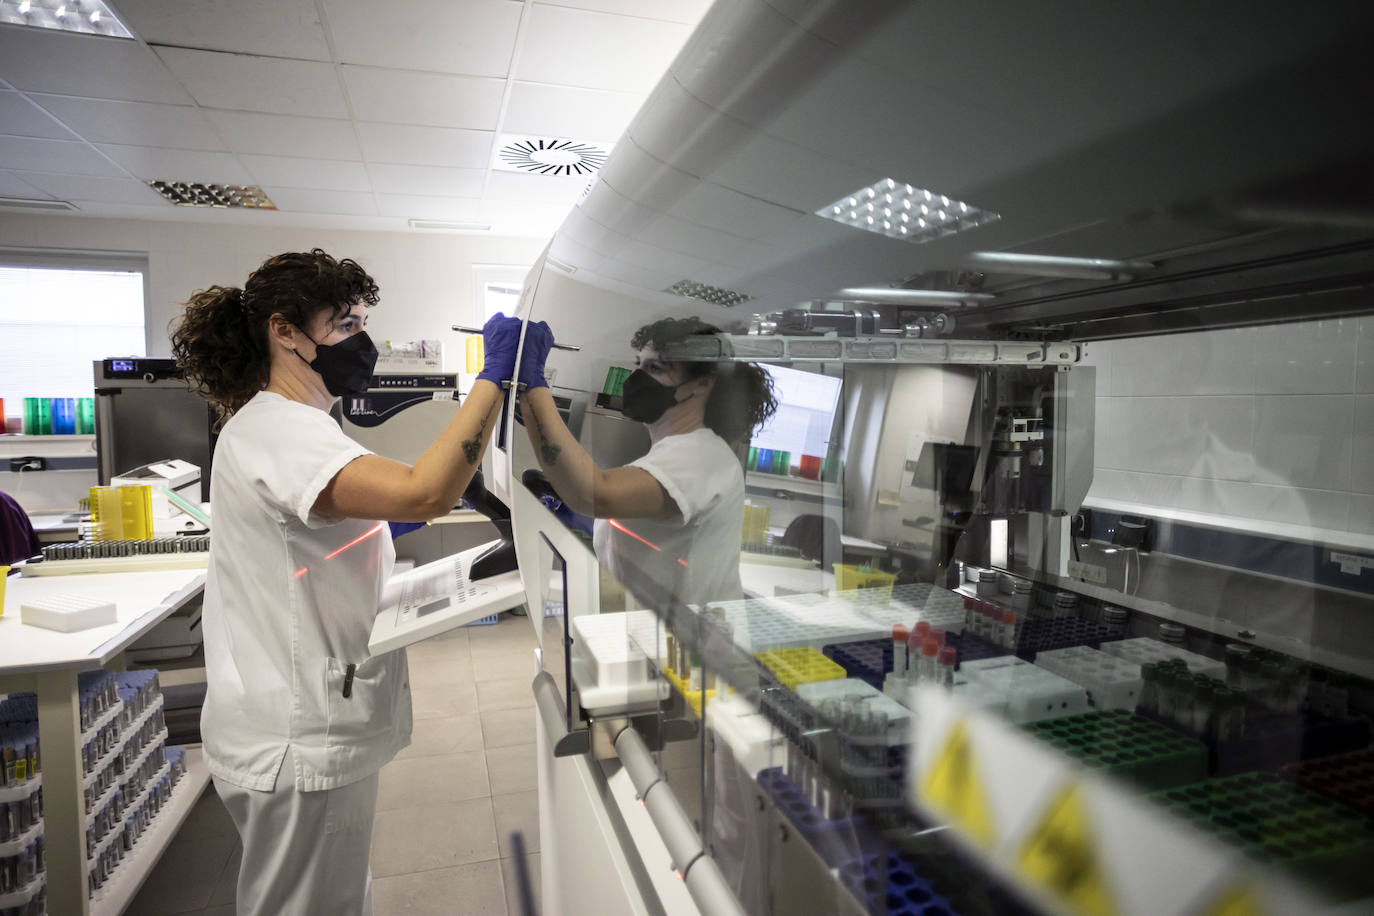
<box><xmin>920</xmin><ymin>637</ymin><xmax>940</xmax><ymax>682</ymax></box>
<box><xmin>1001</xmin><ymin>609</ymin><xmax>1018</xmax><ymax>650</ymax></box>
<box><xmin>937</xmin><ymin>646</ymin><xmax>957</xmax><ymax>688</ymax></box>
<box><xmin>892</xmin><ymin>625</ymin><xmax>910</xmax><ymax>674</ymax></box>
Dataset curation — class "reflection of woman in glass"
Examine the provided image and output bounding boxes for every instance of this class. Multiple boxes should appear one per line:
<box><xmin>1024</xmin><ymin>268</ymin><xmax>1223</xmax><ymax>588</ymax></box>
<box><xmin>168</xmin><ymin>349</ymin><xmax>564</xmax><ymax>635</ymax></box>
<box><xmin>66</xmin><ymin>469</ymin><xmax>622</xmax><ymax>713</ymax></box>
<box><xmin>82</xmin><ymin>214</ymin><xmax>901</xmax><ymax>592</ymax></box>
<box><xmin>519</xmin><ymin>316</ymin><xmax>776</xmax><ymax>606</ymax></box>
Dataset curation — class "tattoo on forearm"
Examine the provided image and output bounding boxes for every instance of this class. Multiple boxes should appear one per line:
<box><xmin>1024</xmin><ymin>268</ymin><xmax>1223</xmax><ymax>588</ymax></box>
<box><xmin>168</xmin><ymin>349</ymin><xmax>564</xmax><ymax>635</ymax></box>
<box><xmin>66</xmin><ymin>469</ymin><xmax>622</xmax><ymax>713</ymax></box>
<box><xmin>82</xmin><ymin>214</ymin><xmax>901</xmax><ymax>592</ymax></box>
<box><xmin>461</xmin><ymin>413</ymin><xmax>488</xmax><ymax>465</ymax></box>
<box><xmin>526</xmin><ymin>404</ymin><xmax>562</xmax><ymax>466</ymax></box>
<box><xmin>540</xmin><ymin>438</ymin><xmax>562</xmax><ymax>466</ymax></box>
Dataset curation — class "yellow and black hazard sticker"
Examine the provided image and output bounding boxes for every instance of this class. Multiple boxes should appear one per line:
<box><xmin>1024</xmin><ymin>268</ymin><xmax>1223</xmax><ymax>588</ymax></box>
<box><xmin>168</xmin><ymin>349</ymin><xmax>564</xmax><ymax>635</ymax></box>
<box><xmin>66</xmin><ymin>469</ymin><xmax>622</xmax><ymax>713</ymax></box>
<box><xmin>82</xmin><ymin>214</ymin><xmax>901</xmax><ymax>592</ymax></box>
<box><xmin>1199</xmin><ymin>882</ymin><xmax>1264</xmax><ymax>916</ymax></box>
<box><xmin>919</xmin><ymin>719</ymin><xmax>996</xmax><ymax>849</ymax></box>
<box><xmin>1017</xmin><ymin>783</ymin><xmax>1118</xmax><ymax>916</ymax></box>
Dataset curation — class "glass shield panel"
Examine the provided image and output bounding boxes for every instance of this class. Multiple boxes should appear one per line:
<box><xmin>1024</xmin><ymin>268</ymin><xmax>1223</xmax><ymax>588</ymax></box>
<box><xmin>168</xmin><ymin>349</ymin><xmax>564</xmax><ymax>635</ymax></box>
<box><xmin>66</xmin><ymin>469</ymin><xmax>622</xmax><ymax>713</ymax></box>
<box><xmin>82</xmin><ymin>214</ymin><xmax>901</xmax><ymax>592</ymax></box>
<box><xmin>510</xmin><ymin>252</ymin><xmax>1374</xmax><ymax>914</ymax></box>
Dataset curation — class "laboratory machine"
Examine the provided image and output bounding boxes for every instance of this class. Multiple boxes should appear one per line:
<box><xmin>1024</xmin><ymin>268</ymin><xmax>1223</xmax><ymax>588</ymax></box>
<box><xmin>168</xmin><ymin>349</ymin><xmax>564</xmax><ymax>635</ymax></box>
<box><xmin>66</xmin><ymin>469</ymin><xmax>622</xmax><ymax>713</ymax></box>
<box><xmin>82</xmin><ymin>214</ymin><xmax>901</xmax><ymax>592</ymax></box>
<box><xmin>490</xmin><ymin>3</ymin><xmax>1374</xmax><ymax>916</ymax></box>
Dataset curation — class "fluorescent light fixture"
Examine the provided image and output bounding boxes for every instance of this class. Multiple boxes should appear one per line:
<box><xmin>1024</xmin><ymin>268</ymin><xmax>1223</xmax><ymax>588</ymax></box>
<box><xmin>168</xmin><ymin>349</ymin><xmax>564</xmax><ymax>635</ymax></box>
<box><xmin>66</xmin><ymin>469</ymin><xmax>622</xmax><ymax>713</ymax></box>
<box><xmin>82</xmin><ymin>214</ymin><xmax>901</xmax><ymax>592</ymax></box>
<box><xmin>407</xmin><ymin>219</ymin><xmax>490</xmax><ymax>231</ymax></box>
<box><xmin>816</xmin><ymin>178</ymin><xmax>1000</xmax><ymax>244</ymax></box>
<box><xmin>665</xmin><ymin>279</ymin><xmax>752</xmax><ymax>307</ymax></box>
<box><xmin>964</xmin><ymin>251</ymin><xmax>1154</xmax><ymax>280</ymax></box>
<box><xmin>834</xmin><ymin>287</ymin><xmax>995</xmax><ymax>305</ymax></box>
<box><xmin>148</xmin><ymin>181</ymin><xmax>275</xmax><ymax>209</ymax></box>
<box><xmin>1</xmin><ymin>0</ymin><xmax>133</xmax><ymax>37</ymax></box>
<box><xmin>0</xmin><ymin>196</ymin><xmax>77</xmax><ymax>211</ymax></box>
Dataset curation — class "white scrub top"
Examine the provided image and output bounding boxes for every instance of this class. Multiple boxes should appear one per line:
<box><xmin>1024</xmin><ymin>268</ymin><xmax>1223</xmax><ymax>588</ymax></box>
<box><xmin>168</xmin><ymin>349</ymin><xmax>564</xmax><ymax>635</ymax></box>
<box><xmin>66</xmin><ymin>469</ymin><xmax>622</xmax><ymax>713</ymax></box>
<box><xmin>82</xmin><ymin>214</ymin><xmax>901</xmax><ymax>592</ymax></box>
<box><xmin>593</xmin><ymin>427</ymin><xmax>745</xmax><ymax>607</ymax></box>
<box><xmin>201</xmin><ymin>391</ymin><xmax>412</xmax><ymax>792</ymax></box>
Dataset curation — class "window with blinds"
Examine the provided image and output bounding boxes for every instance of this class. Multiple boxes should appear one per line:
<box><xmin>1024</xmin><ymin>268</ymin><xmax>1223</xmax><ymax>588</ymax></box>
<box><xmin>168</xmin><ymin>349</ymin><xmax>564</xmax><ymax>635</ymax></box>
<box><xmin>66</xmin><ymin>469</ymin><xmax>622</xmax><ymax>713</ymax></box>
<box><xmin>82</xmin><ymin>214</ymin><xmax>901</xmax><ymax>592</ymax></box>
<box><xmin>0</xmin><ymin>265</ymin><xmax>146</xmax><ymax>408</ymax></box>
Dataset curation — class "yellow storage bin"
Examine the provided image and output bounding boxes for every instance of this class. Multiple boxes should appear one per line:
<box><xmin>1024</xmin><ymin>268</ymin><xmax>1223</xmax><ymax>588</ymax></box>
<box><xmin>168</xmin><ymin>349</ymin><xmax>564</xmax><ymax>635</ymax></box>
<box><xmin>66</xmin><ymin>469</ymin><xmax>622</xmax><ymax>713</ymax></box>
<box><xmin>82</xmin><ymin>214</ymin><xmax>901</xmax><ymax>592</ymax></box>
<box><xmin>755</xmin><ymin>647</ymin><xmax>846</xmax><ymax>690</ymax></box>
<box><xmin>833</xmin><ymin>564</ymin><xmax>897</xmax><ymax>599</ymax></box>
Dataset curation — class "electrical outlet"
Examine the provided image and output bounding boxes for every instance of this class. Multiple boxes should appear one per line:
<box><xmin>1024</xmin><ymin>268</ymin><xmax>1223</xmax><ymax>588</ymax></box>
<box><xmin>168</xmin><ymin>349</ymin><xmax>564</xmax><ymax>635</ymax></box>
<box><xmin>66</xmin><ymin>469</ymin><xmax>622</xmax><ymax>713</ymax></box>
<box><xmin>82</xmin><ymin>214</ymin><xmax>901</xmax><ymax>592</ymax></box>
<box><xmin>9</xmin><ymin>456</ymin><xmax>46</xmax><ymax>472</ymax></box>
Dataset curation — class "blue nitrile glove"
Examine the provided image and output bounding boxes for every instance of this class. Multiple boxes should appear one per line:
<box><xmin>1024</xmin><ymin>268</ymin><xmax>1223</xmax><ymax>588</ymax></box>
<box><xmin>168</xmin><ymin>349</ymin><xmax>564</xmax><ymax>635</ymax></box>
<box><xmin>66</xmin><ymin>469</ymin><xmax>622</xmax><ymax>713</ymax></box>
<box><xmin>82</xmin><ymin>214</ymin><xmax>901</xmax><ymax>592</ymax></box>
<box><xmin>518</xmin><ymin>320</ymin><xmax>554</xmax><ymax>391</ymax></box>
<box><xmin>388</xmin><ymin>521</ymin><xmax>425</xmax><ymax>539</ymax></box>
<box><xmin>541</xmin><ymin>495</ymin><xmax>594</xmax><ymax>538</ymax></box>
<box><xmin>475</xmin><ymin>312</ymin><xmax>522</xmax><ymax>386</ymax></box>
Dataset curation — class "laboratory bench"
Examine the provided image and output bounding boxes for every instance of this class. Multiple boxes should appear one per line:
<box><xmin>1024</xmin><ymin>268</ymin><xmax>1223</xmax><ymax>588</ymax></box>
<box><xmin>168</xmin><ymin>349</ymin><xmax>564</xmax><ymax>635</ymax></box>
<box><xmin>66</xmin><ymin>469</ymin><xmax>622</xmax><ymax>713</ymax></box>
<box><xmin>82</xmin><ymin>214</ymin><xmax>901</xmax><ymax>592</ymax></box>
<box><xmin>0</xmin><ymin>568</ymin><xmax>209</xmax><ymax>916</ymax></box>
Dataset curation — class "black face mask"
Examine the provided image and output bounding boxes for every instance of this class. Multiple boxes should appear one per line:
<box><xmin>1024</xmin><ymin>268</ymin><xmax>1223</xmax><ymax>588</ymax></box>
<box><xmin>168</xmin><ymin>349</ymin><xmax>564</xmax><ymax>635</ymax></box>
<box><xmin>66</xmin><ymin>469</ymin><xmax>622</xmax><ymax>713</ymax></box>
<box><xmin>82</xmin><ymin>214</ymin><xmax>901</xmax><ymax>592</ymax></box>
<box><xmin>620</xmin><ymin>368</ymin><xmax>687</xmax><ymax>424</ymax></box>
<box><xmin>296</xmin><ymin>328</ymin><xmax>378</xmax><ymax>397</ymax></box>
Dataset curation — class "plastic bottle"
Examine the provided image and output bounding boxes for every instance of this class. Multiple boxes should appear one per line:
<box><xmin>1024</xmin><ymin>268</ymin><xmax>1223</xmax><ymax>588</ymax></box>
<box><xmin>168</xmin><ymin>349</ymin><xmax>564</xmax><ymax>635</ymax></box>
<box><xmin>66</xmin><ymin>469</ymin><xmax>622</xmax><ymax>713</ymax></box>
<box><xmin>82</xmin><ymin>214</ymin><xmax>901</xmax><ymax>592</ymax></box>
<box><xmin>937</xmin><ymin>646</ymin><xmax>957</xmax><ymax>688</ymax></box>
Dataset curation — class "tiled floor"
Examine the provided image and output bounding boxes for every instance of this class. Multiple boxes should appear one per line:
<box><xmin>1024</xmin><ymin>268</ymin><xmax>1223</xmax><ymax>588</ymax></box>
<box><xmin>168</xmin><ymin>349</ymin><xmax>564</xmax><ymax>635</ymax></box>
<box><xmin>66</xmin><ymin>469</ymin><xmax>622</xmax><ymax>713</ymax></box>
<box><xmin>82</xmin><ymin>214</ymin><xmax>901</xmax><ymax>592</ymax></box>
<box><xmin>125</xmin><ymin>613</ymin><xmax>543</xmax><ymax>916</ymax></box>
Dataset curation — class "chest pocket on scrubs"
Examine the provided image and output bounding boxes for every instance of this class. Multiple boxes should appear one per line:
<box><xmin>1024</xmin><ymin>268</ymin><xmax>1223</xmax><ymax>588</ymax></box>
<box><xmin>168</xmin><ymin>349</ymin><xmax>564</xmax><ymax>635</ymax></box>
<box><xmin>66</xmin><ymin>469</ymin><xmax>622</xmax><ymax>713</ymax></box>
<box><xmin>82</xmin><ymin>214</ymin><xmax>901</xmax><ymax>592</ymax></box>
<box><xmin>325</xmin><ymin>654</ymin><xmax>405</xmax><ymax>748</ymax></box>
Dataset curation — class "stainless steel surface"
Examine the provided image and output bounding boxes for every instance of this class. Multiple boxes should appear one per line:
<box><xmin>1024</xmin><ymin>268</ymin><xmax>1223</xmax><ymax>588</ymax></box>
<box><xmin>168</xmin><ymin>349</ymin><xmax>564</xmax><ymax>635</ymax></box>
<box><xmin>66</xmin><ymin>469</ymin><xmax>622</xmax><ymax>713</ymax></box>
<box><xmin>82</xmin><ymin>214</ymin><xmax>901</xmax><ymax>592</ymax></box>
<box><xmin>450</xmin><ymin>324</ymin><xmax>580</xmax><ymax>351</ymax></box>
<box><xmin>93</xmin><ymin>359</ymin><xmax>214</xmax><ymax>501</ymax></box>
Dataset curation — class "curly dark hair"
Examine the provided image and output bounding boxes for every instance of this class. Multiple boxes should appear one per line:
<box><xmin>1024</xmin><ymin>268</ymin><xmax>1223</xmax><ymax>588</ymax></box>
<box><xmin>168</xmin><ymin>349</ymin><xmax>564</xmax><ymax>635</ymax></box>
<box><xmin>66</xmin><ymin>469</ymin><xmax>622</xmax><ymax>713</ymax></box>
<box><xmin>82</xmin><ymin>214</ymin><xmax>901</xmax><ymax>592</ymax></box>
<box><xmin>169</xmin><ymin>249</ymin><xmax>379</xmax><ymax>422</ymax></box>
<box><xmin>631</xmin><ymin>316</ymin><xmax>777</xmax><ymax>444</ymax></box>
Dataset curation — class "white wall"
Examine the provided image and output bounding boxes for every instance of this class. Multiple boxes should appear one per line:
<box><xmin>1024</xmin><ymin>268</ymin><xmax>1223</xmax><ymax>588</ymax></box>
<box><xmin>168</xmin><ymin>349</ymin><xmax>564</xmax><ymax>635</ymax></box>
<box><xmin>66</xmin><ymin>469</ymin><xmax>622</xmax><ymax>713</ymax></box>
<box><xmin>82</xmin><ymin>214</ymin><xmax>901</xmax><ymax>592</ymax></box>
<box><xmin>0</xmin><ymin>211</ymin><xmax>547</xmax><ymax>362</ymax></box>
<box><xmin>1081</xmin><ymin>316</ymin><xmax>1374</xmax><ymax>542</ymax></box>
<box><xmin>0</xmin><ymin>211</ymin><xmax>546</xmax><ymax>511</ymax></box>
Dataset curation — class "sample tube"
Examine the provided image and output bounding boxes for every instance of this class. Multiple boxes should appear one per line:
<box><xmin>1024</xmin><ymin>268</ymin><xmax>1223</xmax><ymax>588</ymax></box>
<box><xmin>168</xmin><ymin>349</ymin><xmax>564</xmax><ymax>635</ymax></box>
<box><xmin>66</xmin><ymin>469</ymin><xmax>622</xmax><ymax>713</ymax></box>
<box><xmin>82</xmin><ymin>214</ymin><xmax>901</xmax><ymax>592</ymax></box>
<box><xmin>920</xmin><ymin>637</ymin><xmax>940</xmax><ymax>682</ymax></box>
<box><xmin>914</xmin><ymin>621</ymin><xmax>931</xmax><ymax>644</ymax></box>
<box><xmin>963</xmin><ymin>596</ymin><xmax>977</xmax><ymax>631</ymax></box>
<box><xmin>937</xmin><ymin>646</ymin><xmax>957</xmax><ymax>688</ymax></box>
<box><xmin>892</xmin><ymin>625</ymin><xmax>910</xmax><ymax>674</ymax></box>
<box><xmin>1001</xmin><ymin>609</ymin><xmax>1018</xmax><ymax>650</ymax></box>
<box><xmin>930</xmin><ymin>628</ymin><xmax>946</xmax><ymax>648</ymax></box>
<box><xmin>906</xmin><ymin>630</ymin><xmax>923</xmax><ymax>681</ymax></box>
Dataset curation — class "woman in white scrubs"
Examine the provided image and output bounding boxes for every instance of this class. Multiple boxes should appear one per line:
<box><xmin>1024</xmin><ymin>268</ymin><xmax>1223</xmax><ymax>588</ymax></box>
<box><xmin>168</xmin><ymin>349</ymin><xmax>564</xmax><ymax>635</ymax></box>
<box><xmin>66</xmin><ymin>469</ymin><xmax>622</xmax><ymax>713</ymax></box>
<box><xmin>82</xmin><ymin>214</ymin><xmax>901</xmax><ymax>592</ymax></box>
<box><xmin>517</xmin><ymin>315</ymin><xmax>776</xmax><ymax>607</ymax></box>
<box><xmin>170</xmin><ymin>249</ymin><xmax>521</xmax><ymax>915</ymax></box>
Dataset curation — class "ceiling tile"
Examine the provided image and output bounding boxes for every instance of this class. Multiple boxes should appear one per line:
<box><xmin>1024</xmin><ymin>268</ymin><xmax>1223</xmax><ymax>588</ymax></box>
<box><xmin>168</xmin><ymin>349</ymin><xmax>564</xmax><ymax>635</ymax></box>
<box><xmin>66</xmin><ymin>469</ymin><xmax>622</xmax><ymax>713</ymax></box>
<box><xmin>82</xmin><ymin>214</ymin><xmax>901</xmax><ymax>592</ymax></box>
<box><xmin>154</xmin><ymin>47</ymin><xmax>349</xmax><ymax>118</ymax></box>
<box><xmin>17</xmin><ymin>172</ymin><xmax>167</xmax><ymax>205</ymax></box>
<box><xmin>368</xmin><ymin>163</ymin><xmax>484</xmax><ymax>198</ymax></box>
<box><xmin>356</xmin><ymin>123</ymin><xmax>493</xmax><ymax>168</ymax></box>
<box><xmin>0</xmin><ymin>136</ymin><xmax>127</xmax><ymax>176</ymax></box>
<box><xmin>375</xmin><ymin>194</ymin><xmax>482</xmax><ymax>220</ymax></box>
<box><xmin>203</xmin><ymin>110</ymin><xmax>361</xmax><ymax>160</ymax></box>
<box><xmin>94</xmin><ymin>144</ymin><xmax>256</xmax><ymax>184</ymax></box>
<box><xmin>0</xmin><ymin>91</ymin><xmax>77</xmax><ymax>140</ymax></box>
<box><xmin>517</xmin><ymin>5</ymin><xmax>692</xmax><ymax>92</ymax></box>
<box><xmin>503</xmin><ymin>82</ymin><xmax>641</xmax><ymax>144</ymax></box>
<box><xmin>262</xmin><ymin>187</ymin><xmax>378</xmax><ymax>215</ymax></box>
<box><xmin>341</xmin><ymin>66</ymin><xmax>505</xmax><ymax>129</ymax></box>
<box><xmin>325</xmin><ymin>0</ymin><xmax>521</xmax><ymax>78</ymax></box>
<box><xmin>485</xmin><ymin>170</ymin><xmax>589</xmax><ymax>204</ymax></box>
<box><xmin>534</xmin><ymin>0</ymin><xmax>713</xmax><ymax>26</ymax></box>
<box><xmin>30</xmin><ymin>95</ymin><xmax>225</xmax><ymax>150</ymax></box>
<box><xmin>240</xmin><ymin>155</ymin><xmax>372</xmax><ymax>192</ymax></box>
<box><xmin>114</xmin><ymin>0</ymin><xmax>333</xmax><ymax>60</ymax></box>
<box><xmin>0</xmin><ymin>170</ymin><xmax>50</xmax><ymax>198</ymax></box>
<box><xmin>0</xmin><ymin>27</ymin><xmax>192</xmax><ymax>105</ymax></box>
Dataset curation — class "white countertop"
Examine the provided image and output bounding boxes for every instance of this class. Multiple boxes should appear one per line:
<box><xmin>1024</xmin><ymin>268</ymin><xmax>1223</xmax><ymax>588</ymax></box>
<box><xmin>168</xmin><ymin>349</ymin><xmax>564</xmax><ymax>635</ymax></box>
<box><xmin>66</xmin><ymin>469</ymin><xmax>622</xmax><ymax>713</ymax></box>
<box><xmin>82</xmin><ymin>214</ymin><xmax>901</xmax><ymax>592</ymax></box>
<box><xmin>0</xmin><ymin>569</ymin><xmax>205</xmax><ymax>676</ymax></box>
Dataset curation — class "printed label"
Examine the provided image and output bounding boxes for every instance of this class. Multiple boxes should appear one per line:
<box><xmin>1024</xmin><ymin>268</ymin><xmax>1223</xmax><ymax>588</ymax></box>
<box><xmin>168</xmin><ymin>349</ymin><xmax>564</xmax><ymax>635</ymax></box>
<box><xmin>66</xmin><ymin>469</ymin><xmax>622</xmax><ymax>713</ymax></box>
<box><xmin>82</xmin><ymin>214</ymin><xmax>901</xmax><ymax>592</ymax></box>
<box><xmin>1017</xmin><ymin>783</ymin><xmax>1117</xmax><ymax>916</ymax></box>
<box><xmin>1068</xmin><ymin>560</ymin><xmax>1108</xmax><ymax>585</ymax></box>
<box><xmin>1330</xmin><ymin>551</ymin><xmax>1374</xmax><ymax>576</ymax></box>
<box><xmin>919</xmin><ymin>720</ymin><xmax>996</xmax><ymax>848</ymax></box>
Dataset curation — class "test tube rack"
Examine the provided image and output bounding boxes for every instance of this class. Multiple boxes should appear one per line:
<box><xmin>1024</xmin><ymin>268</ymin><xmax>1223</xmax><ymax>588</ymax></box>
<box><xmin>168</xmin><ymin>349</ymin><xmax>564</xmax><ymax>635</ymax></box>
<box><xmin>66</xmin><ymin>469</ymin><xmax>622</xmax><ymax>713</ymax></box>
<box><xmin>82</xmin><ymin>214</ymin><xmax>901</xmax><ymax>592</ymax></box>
<box><xmin>1282</xmin><ymin>750</ymin><xmax>1374</xmax><ymax>818</ymax></box>
<box><xmin>956</xmin><ymin>658</ymin><xmax>1091</xmax><ymax>724</ymax></box>
<box><xmin>756</xmin><ymin>767</ymin><xmax>878</xmax><ymax>869</ymax></box>
<box><xmin>1032</xmin><ymin>645</ymin><xmax>1144</xmax><ymax>710</ymax></box>
<box><xmin>836</xmin><ymin>850</ymin><xmax>962</xmax><ymax>916</ymax></box>
<box><xmin>1208</xmin><ymin>708</ymin><xmax>1371</xmax><ymax>777</ymax></box>
<box><xmin>1150</xmin><ymin>771</ymin><xmax>1374</xmax><ymax>898</ymax></box>
<box><xmin>1013</xmin><ymin>616</ymin><xmax>1124</xmax><ymax>661</ymax></box>
<box><xmin>822</xmin><ymin>640</ymin><xmax>892</xmax><ymax>690</ymax></box>
<box><xmin>1098</xmin><ymin>637</ymin><xmax>1227</xmax><ymax>679</ymax></box>
<box><xmin>0</xmin><ymin>669</ymin><xmax>187</xmax><ymax>904</ymax></box>
<box><xmin>1022</xmin><ymin>709</ymin><xmax>1208</xmax><ymax>791</ymax></box>
<box><xmin>755</xmin><ymin>648</ymin><xmax>847</xmax><ymax>691</ymax></box>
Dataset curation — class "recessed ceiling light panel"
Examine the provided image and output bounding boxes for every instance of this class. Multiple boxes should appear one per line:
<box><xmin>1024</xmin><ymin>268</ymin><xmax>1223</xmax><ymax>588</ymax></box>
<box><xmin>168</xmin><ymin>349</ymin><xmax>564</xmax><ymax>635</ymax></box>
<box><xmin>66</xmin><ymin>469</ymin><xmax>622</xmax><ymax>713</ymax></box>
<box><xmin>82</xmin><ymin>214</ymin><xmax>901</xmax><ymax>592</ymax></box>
<box><xmin>665</xmin><ymin>279</ymin><xmax>752</xmax><ymax>307</ymax></box>
<box><xmin>1</xmin><ymin>0</ymin><xmax>133</xmax><ymax>38</ymax></box>
<box><xmin>147</xmin><ymin>181</ymin><xmax>275</xmax><ymax>209</ymax></box>
<box><xmin>493</xmin><ymin>135</ymin><xmax>611</xmax><ymax>177</ymax></box>
<box><xmin>816</xmin><ymin>178</ymin><xmax>1000</xmax><ymax>244</ymax></box>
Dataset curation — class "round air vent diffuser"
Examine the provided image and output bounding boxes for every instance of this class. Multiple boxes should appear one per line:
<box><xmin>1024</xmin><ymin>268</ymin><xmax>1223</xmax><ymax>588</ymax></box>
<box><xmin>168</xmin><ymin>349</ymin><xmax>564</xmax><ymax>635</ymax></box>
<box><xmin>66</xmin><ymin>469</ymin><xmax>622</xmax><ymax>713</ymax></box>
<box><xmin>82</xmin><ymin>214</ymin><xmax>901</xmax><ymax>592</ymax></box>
<box><xmin>494</xmin><ymin>136</ymin><xmax>610</xmax><ymax>176</ymax></box>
